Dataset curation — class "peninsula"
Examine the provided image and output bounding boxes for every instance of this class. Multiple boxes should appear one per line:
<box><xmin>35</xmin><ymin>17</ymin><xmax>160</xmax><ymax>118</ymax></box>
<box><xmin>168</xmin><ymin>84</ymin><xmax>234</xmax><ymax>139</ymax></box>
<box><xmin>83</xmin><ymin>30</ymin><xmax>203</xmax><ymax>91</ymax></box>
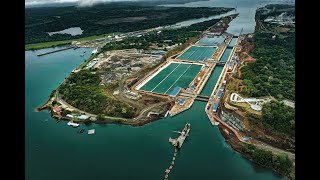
<box><xmin>35</xmin><ymin>3</ymin><xmax>295</xmax><ymax>179</ymax></box>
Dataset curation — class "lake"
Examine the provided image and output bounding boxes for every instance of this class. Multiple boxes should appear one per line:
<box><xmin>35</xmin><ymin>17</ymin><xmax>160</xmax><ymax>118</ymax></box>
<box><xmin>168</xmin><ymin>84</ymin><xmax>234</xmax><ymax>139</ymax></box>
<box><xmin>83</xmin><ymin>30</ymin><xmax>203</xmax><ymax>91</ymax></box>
<box><xmin>47</xmin><ymin>27</ymin><xmax>83</xmax><ymax>36</ymax></box>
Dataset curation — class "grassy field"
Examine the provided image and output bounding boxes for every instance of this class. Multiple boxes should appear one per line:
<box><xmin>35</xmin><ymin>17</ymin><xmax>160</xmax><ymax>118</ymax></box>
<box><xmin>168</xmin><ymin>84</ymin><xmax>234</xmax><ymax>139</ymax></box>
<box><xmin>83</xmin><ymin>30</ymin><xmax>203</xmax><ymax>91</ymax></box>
<box><xmin>25</xmin><ymin>32</ymin><xmax>121</xmax><ymax>50</ymax></box>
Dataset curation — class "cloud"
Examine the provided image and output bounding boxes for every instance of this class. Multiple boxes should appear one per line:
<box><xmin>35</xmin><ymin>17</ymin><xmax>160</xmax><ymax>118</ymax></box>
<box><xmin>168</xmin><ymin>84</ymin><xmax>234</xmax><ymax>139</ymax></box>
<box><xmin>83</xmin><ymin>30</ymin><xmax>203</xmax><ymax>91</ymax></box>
<box><xmin>25</xmin><ymin>0</ymin><xmax>138</xmax><ymax>7</ymax></box>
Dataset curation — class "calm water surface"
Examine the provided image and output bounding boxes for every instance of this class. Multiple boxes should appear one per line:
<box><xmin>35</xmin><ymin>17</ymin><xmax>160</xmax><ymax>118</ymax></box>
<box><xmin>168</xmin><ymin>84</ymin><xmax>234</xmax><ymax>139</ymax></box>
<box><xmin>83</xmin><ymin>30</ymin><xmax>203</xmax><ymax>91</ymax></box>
<box><xmin>25</xmin><ymin>1</ymin><xmax>294</xmax><ymax>179</ymax></box>
<box><xmin>25</xmin><ymin>49</ymin><xmax>283</xmax><ymax>180</ymax></box>
<box><xmin>47</xmin><ymin>27</ymin><xmax>83</xmax><ymax>36</ymax></box>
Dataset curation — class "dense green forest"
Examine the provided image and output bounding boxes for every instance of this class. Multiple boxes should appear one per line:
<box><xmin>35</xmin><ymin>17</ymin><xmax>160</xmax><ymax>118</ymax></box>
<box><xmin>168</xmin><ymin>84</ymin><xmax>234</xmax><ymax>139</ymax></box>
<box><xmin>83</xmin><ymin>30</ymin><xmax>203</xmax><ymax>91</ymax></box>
<box><xmin>240</xmin><ymin>4</ymin><xmax>295</xmax><ymax>100</ymax></box>
<box><xmin>241</xmin><ymin>144</ymin><xmax>293</xmax><ymax>178</ymax></box>
<box><xmin>25</xmin><ymin>3</ymin><xmax>232</xmax><ymax>44</ymax></box>
<box><xmin>101</xmin><ymin>18</ymin><xmax>220</xmax><ymax>51</ymax></box>
<box><xmin>58</xmin><ymin>70</ymin><xmax>134</xmax><ymax>118</ymax></box>
<box><xmin>261</xmin><ymin>100</ymin><xmax>295</xmax><ymax>137</ymax></box>
<box><xmin>261</xmin><ymin>4</ymin><xmax>295</xmax><ymax>19</ymax></box>
<box><xmin>239</xmin><ymin>5</ymin><xmax>295</xmax><ymax>138</ymax></box>
<box><xmin>240</xmin><ymin>31</ymin><xmax>295</xmax><ymax>100</ymax></box>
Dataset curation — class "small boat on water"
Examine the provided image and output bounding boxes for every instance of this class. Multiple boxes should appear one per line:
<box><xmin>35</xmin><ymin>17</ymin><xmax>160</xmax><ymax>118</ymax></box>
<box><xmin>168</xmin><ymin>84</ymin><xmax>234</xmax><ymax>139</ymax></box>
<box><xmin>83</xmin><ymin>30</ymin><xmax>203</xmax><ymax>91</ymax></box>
<box><xmin>80</xmin><ymin>54</ymin><xmax>84</xmax><ymax>57</ymax></box>
<box><xmin>77</xmin><ymin>129</ymin><xmax>85</xmax><ymax>134</ymax></box>
<box><xmin>91</xmin><ymin>49</ymin><xmax>98</xmax><ymax>54</ymax></box>
<box><xmin>67</xmin><ymin>121</ymin><xmax>80</xmax><ymax>128</ymax></box>
<box><xmin>88</xmin><ymin>129</ymin><xmax>95</xmax><ymax>135</ymax></box>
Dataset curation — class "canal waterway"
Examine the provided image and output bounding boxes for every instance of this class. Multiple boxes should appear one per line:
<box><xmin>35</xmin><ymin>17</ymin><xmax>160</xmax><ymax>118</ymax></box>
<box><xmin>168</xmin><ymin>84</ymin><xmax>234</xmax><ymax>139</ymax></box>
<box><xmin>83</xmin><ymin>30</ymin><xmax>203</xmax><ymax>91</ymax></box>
<box><xmin>25</xmin><ymin>49</ymin><xmax>283</xmax><ymax>180</ymax></box>
<box><xmin>25</xmin><ymin>0</ymin><xmax>294</xmax><ymax>179</ymax></box>
<box><xmin>200</xmin><ymin>65</ymin><xmax>224</xmax><ymax>97</ymax></box>
<box><xmin>220</xmin><ymin>48</ymin><xmax>233</xmax><ymax>63</ymax></box>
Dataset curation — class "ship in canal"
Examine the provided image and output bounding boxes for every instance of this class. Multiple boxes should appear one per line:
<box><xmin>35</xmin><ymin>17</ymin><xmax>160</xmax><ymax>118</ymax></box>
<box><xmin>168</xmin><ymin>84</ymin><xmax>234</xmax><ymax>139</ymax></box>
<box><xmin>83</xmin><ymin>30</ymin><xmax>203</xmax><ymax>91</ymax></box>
<box><xmin>169</xmin><ymin>123</ymin><xmax>190</xmax><ymax>149</ymax></box>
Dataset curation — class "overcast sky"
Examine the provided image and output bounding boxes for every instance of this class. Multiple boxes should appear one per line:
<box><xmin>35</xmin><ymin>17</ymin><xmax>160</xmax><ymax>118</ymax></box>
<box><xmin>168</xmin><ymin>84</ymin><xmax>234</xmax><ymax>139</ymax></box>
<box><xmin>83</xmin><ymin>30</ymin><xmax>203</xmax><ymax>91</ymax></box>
<box><xmin>25</xmin><ymin>0</ymin><xmax>139</xmax><ymax>7</ymax></box>
<box><xmin>25</xmin><ymin>0</ymin><xmax>295</xmax><ymax>7</ymax></box>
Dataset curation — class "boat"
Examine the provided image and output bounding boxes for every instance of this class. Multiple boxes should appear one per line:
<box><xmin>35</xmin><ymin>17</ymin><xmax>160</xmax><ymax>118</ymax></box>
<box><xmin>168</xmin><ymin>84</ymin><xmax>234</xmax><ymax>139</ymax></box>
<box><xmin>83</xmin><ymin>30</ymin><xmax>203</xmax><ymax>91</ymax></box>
<box><xmin>67</xmin><ymin>121</ymin><xmax>80</xmax><ymax>128</ymax></box>
<box><xmin>88</xmin><ymin>129</ymin><xmax>95</xmax><ymax>135</ymax></box>
<box><xmin>77</xmin><ymin>129</ymin><xmax>85</xmax><ymax>134</ymax></box>
<box><xmin>168</xmin><ymin>123</ymin><xmax>190</xmax><ymax>149</ymax></box>
<box><xmin>80</xmin><ymin>54</ymin><xmax>84</xmax><ymax>57</ymax></box>
<box><xmin>211</xmin><ymin>121</ymin><xmax>220</xmax><ymax>126</ymax></box>
<box><xmin>91</xmin><ymin>49</ymin><xmax>98</xmax><ymax>54</ymax></box>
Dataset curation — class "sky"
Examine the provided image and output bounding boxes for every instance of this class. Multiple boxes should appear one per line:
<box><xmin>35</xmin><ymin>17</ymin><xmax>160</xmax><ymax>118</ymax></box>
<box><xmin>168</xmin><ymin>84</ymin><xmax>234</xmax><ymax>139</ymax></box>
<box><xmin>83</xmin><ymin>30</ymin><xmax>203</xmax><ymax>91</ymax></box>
<box><xmin>25</xmin><ymin>0</ymin><xmax>295</xmax><ymax>7</ymax></box>
<box><xmin>25</xmin><ymin>0</ymin><xmax>137</xmax><ymax>7</ymax></box>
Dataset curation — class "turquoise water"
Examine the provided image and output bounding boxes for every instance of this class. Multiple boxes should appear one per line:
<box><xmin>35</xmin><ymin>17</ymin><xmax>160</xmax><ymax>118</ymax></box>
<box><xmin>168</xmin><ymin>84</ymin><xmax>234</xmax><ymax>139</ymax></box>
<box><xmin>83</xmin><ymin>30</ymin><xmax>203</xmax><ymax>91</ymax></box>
<box><xmin>229</xmin><ymin>38</ymin><xmax>238</xmax><ymax>46</ymax></box>
<box><xmin>178</xmin><ymin>46</ymin><xmax>197</xmax><ymax>60</ymax></box>
<box><xmin>196</xmin><ymin>36</ymin><xmax>225</xmax><ymax>45</ymax></box>
<box><xmin>220</xmin><ymin>48</ymin><xmax>233</xmax><ymax>62</ymax></box>
<box><xmin>200</xmin><ymin>65</ymin><xmax>224</xmax><ymax>97</ymax></box>
<box><xmin>26</xmin><ymin>49</ymin><xmax>284</xmax><ymax>180</ymax></box>
<box><xmin>178</xmin><ymin>46</ymin><xmax>216</xmax><ymax>61</ymax></box>
<box><xmin>25</xmin><ymin>48</ymin><xmax>285</xmax><ymax>180</ymax></box>
<box><xmin>139</xmin><ymin>62</ymin><xmax>180</xmax><ymax>91</ymax></box>
<box><xmin>153</xmin><ymin>63</ymin><xmax>191</xmax><ymax>94</ymax></box>
<box><xmin>26</xmin><ymin>56</ymin><xmax>284</xmax><ymax>179</ymax></box>
<box><xmin>26</xmin><ymin>0</ymin><xmax>290</xmax><ymax>179</ymax></box>
<box><xmin>165</xmin><ymin>64</ymin><xmax>202</xmax><ymax>94</ymax></box>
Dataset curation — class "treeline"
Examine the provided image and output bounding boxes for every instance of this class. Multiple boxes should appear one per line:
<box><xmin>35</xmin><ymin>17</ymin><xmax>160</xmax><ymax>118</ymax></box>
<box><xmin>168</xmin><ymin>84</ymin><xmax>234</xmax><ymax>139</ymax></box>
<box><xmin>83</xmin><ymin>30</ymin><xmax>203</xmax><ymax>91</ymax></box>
<box><xmin>101</xmin><ymin>18</ymin><xmax>220</xmax><ymax>51</ymax></box>
<box><xmin>58</xmin><ymin>70</ymin><xmax>134</xmax><ymax>118</ymax></box>
<box><xmin>26</xmin><ymin>3</ymin><xmax>232</xmax><ymax>44</ymax></box>
<box><xmin>240</xmin><ymin>31</ymin><xmax>295</xmax><ymax>100</ymax></box>
<box><xmin>241</xmin><ymin>144</ymin><xmax>293</xmax><ymax>179</ymax></box>
<box><xmin>260</xmin><ymin>4</ymin><xmax>295</xmax><ymax>20</ymax></box>
<box><xmin>261</xmin><ymin>100</ymin><xmax>295</xmax><ymax>137</ymax></box>
<box><xmin>248</xmin><ymin>100</ymin><xmax>295</xmax><ymax>137</ymax></box>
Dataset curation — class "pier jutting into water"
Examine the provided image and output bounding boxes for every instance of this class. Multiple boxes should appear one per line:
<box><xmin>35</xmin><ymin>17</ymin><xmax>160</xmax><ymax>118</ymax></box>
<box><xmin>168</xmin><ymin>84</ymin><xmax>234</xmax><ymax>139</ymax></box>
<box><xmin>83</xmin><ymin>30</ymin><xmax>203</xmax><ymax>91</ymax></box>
<box><xmin>36</xmin><ymin>46</ymin><xmax>76</xmax><ymax>56</ymax></box>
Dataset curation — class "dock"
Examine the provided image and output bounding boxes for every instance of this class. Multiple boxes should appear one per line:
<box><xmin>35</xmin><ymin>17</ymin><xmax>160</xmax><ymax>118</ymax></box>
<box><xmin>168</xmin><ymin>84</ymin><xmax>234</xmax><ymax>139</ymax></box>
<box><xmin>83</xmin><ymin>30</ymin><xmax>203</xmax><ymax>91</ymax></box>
<box><xmin>168</xmin><ymin>123</ymin><xmax>190</xmax><ymax>148</ymax></box>
<box><xmin>36</xmin><ymin>46</ymin><xmax>74</xmax><ymax>56</ymax></box>
<box><xmin>163</xmin><ymin>123</ymin><xmax>191</xmax><ymax>180</ymax></box>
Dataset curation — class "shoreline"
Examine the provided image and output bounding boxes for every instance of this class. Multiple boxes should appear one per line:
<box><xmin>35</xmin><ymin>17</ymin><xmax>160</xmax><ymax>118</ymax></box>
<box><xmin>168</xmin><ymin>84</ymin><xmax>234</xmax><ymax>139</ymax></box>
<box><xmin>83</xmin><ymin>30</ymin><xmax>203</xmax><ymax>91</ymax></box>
<box><xmin>25</xmin><ymin>9</ymin><xmax>235</xmax><ymax>51</ymax></box>
<box><xmin>25</xmin><ymin>32</ymin><xmax>121</xmax><ymax>51</ymax></box>
<box><xmin>51</xmin><ymin>113</ymin><xmax>168</xmax><ymax>127</ymax></box>
<box><xmin>36</xmin><ymin>14</ymin><xmax>237</xmax><ymax>126</ymax></box>
<box><xmin>34</xmin><ymin>10</ymin><xmax>294</xmax><ymax>179</ymax></box>
<box><xmin>219</xmin><ymin>123</ymin><xmax>294</xmax><ymax>180</ymax></box>
<box><xmin>37</xmin><ymin>95</ymin><xmax>173</xmax><ymax>127</ymax></box>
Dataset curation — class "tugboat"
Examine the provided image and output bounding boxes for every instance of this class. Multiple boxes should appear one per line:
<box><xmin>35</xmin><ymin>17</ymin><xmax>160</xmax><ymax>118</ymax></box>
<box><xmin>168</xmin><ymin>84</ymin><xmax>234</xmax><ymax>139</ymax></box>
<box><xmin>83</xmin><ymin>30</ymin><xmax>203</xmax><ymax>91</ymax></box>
<box><xmin>67</xmin><ymin>121</ymin><xmax>80</xmax><ymax>128</ymax></box>
<box><xmin>169</xmin><ymin>123</ymin><xmax>190</xmax><ymax>149</ymax></box>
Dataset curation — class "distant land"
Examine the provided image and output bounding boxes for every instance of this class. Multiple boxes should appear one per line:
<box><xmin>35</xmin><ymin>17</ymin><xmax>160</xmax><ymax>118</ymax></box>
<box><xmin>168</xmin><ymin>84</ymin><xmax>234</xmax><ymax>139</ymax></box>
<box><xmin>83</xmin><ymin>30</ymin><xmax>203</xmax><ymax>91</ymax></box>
<box><xmin>25</xmin><ymin>0</ymin><xmax>210</xmax><ymax>8</ymax></box>
<box><xmin>25</xmin><ymin>3</ymin><xmax>232</xmax><ymax>45</ymax></box>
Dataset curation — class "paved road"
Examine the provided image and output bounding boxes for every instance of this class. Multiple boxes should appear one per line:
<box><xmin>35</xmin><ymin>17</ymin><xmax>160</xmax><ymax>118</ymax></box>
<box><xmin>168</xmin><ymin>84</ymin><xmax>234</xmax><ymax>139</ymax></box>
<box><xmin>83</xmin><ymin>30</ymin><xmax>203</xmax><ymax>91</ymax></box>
<box><xmin>135</xmin><ymin>101</ymin><xmax>170</xmax><ymax>119</ymax></box>
<box><xmin>282</xmin><ymin>99</ymin><xmax>295</xmax><ymax>108</ymax></box>
<box><xmin>254</xmin><ymin>140</ymin><xmax>295</xmax><ymax>160</ymax></box>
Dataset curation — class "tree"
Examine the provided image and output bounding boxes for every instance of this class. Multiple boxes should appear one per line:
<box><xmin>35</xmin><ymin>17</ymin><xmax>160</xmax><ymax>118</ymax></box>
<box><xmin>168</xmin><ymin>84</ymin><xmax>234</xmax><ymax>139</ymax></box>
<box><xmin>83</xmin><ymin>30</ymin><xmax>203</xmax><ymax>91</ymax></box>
<box><xmin>97</xmin><ymin>114</ymin><xmax>105</xmax><ymax>121</ymax></box>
